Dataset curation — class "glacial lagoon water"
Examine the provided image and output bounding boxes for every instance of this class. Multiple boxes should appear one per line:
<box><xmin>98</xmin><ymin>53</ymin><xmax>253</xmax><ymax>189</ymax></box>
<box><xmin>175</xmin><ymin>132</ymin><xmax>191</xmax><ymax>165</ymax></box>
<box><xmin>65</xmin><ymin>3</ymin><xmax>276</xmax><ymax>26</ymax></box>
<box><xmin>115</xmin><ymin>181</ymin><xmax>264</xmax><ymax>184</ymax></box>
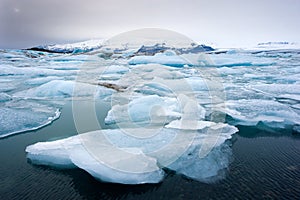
<box><xmin>0</xmin><ymin>101</ymin><xmax>300</xmax><ymax>199</ymax></box>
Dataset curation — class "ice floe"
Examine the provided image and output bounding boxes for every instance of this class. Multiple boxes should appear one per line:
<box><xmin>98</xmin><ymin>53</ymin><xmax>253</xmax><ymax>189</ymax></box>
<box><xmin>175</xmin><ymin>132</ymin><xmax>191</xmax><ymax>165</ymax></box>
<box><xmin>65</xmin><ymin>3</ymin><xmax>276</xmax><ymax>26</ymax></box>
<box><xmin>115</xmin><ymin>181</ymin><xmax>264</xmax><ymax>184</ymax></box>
<box><xmin>1</xmin><ymin>38</ymin><xmax>299</xmax><ymax>184</ymax></box>
<box><xmin>26</xmin><ymin>124</ymin><xmax>238</xmax><ymax>184</ymax></box>
<box><xmin>14</xmin><ymin>80</ymin><xmax>115</xmax><ymax>100</ymax></box>
<box><xmin>0</xmin><ymin>102</ymin><xmax>60</xmax><ymax>138</ymax></box>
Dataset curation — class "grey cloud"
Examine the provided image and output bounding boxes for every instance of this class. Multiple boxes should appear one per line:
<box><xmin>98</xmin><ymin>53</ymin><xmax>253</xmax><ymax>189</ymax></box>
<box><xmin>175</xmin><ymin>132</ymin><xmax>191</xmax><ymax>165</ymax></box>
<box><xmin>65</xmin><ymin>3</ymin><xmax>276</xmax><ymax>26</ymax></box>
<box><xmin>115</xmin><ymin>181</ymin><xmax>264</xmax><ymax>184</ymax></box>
<box><xmin>0</xmin><ymin>0</ymin><xmax>299</xmax><ymax>49</ymax></box>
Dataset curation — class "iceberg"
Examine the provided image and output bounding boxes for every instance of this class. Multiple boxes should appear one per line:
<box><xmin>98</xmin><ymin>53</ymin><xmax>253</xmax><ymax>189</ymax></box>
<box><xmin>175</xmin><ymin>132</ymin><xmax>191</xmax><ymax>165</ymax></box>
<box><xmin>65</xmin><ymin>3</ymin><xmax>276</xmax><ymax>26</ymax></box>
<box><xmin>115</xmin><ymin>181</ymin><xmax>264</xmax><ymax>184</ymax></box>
<box><xmin>134</xmin><ymin>82</ymin><xmax>176</xmax><ymax>97</ymax></box>
<box><xmin>14</xmin><ymin>80</ymin><xmax>115</xmax><ymax>100</ymax></box>
<box><xmin>217</xmin><ymin>99</ymin><xmax>300</xmax><ymax>129</ymax></box>
<box><xmin>167</xmin><ymin>142</ymin><xmax>232</xmax><ymax>182</ymax></box>
<box><xmin>128</xmin><ymin>50</ymin><xmax>190</xmax><ymax>67</ymax></box>
<box><xmin>26</xmin><ymin>124</ymin><xmax>238</xmax><ymax>184</ymax></box>
<box><xmin>105</xmin><ymin>93</ymin><xmax>206</xmax><ymax>126</ymax></box>
<box><xmin>105</xmin><ymin>95</ymin><xmax>181</xmax><ymax>126</ymax></box>
<box><xmin>26</xmin><ymin>130</ymin><xmax>165</xmax><ymax>184</ymax></box>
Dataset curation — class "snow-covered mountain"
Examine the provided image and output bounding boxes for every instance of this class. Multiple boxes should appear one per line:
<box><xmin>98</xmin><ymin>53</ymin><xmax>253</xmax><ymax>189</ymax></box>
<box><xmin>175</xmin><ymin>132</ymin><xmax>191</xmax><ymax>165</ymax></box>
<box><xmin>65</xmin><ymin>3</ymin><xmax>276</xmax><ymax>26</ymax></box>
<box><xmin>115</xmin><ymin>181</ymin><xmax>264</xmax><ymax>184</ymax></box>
<box><xmin>27</xmin><ymin>39</ymin><xmax>104</xmax><ymax>53</ymax></box>
<box><xmin>27</xmin><ymin>39</ymin><xmax>215</xmax><ymax>56</ymax></box>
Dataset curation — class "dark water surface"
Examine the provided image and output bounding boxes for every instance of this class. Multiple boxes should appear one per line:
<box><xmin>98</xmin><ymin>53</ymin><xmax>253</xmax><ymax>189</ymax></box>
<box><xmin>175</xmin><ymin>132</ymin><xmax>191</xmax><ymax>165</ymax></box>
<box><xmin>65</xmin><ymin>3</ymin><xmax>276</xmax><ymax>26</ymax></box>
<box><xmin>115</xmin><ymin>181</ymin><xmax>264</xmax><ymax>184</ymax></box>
<box><xmin>0</xmin><ymin>102</ymin><xmax>300</xmax><ymax>199</ymax></box>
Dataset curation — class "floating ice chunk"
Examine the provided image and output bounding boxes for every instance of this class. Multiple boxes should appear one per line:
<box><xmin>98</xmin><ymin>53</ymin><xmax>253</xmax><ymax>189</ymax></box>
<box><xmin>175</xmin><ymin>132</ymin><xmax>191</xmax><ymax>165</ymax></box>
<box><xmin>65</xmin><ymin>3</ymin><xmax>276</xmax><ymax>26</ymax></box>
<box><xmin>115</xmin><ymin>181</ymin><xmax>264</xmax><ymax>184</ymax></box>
<box><xmin>134</xmin><ymin>82</ymin><xmax>175</xmax><ymax>96</ymax></box>
<box><xmin>0</xmin><ymin>105</ymin><xmax>60</xmax><ymax>138</ymax></box>
<box><xmin>127</xmin><ymin>65</ymin><xmax>187</xmax><ymax>82</ymax></box>
<box><xmin>165</xmin><ymin>123</ymin><xmax>238</xmax><ymax>182</ymax></box>
<box><xmin>168</xmin><ymin>142</ymin><xmax>232</xmax><ymax>182</ymax></box>
<box><xmin>26</xmin><ymin>137</ymin><xmax>76</xmax><ymax>168</ymax></box>
<box><xmin>166</xmin><ymin>120</ymin><xmax>215</xmax><ymax>130</ymax></box>
<box><xmin>26</xmin><ymin>124</ymin><xmax>237</xmax><ymax>184</ymax></box>
<box><xmin>14</xmin><ymin>80</ymin><xmax>114</xmax><ymax>100</ymax></box>
<box><xmin>69</xmin><ymin>134</ymin><xmax>164</xmax><ymax>184</ymax></box>
<box><xmin>15</xmin><ymin>80</ymin><xmax>75</xmax><ymax>99</ymax></box>
<box><xmin>105</xmin><ymin>95</ymin><xmax>181</xmax><ymax>125</ymax></box>
<box><xmin>26</xmin><ymin>130</ymin><xmax>165</xmax><ymax>184</ymax></box>
<box><xmin>202</xmin><ymin>53</ymin><xmax>275</xmax><ymax>67</ymax></box>
<box><xmin>100</xmin><ymin>123</ymin><xmax>238</xmax><ymax>183</ymax></box>
<box><xmin>178</xmin><ymin>93</ymin><xmax>206</xmax><ymax>120</ymax></box>
<box><xmin>106</xmin><ymin>125</ymin><xmax>237</xmax><ymax>182</ymax></box>
<box><xmin>218</xmin><ymin>99</ymin><xmax>300</xmax><ymax>128</ymax></box>
<box><xmin>128</xmin><ymin>50</ymin><xmax>189</xmax><ymax>67</ymax></box>
<box><xmin>133</xmin><ymin>74</ymin><xmax>200</xmax><ymax>96</ymax></box>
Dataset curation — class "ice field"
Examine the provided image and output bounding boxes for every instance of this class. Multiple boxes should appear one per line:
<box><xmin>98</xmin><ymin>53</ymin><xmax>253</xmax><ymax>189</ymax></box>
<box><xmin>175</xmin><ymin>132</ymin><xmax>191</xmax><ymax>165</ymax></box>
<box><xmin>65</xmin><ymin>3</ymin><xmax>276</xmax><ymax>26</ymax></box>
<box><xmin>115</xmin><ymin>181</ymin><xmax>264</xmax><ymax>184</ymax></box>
<box><xmin>1</xmin><ymin>40</ymin><xmax>300</xmax><ymax>184</ymax></box>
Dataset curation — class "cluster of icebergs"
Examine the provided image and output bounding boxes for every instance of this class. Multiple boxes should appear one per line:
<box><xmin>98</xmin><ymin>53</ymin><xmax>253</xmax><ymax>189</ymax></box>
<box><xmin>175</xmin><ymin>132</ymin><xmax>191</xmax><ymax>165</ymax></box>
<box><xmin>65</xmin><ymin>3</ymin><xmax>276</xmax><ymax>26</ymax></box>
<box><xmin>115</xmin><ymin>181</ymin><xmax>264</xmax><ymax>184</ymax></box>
<box><xmin>1</xmin><ymin>40</ymin><xmax>300</xmax><ymax>184</ymax></box>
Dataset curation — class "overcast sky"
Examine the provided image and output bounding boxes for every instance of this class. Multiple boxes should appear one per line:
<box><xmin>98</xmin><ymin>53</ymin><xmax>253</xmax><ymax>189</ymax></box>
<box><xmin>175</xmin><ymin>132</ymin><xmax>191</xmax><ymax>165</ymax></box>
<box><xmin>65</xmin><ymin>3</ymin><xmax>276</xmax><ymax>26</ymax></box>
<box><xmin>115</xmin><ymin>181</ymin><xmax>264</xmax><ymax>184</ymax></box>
<box><xmin>0</xmin><ymin>0</ymin><xmax>299</xmax><ymax>49</ymax></box>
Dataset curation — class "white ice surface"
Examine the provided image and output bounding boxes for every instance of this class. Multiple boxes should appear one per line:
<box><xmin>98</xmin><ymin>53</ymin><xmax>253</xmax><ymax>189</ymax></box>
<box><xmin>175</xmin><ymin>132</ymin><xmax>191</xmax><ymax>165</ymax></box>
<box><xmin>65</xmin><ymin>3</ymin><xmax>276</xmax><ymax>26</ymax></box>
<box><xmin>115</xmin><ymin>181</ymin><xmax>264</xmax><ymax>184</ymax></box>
<box><xmin>0</xmin><ymin>103</ymin><xmax>60</xmax><ymax>138</ymax></box>
<box><xmin>204</xmin><ymin>53</ymin><xmax>275</xmax><ymax>67</ymax></box>
<box><xmin>26</xmin><ymin>125</ymin><xmax>238</xmax><ymax>184</ymax></box>
<box><xmin>217</xmin><ymin>99</ymin><xmax>300</xmax><ymax>128</ymax></box>
<box><xmin>14</xmin><ymin>80</ymin><xmax>114</xmax><ymax>100</ymax></box>
<box><xmin>1</xmin><ymin>44</ymin><xmax>299</xmax><ymax>185</ymax></box>
<box><xmin>128</xmin><ymin>51</ymin><xmax>189</xmax><ymax>67</ymax></box>
<box><xmin>26</xmin><ymin>130</ymin><xmax>165</xmax><ymax>184</ymax></box>
<box><xmin>105</xmin><ymin>95</ymin><xmax>181</xmax><ymax>126</ymax></box>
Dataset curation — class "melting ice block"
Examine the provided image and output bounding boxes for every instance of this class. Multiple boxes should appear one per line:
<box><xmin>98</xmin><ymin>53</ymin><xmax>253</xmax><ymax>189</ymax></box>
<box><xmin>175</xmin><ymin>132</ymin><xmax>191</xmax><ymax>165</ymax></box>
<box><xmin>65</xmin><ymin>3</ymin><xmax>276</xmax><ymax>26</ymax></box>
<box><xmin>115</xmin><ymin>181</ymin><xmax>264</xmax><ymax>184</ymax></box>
<box><xmin>26</xmin><ymin>123</ymin><xmax>238</xmax><ymax>184</ymax></box>
<box><xmin>217</xmin><ymin>99</ymin><xmax>300</xmax><ymax>129</ymax></box>
<box><xmin>26</xmin><ymin>130</ymin><xmax>165</xmax><ymax>184</ymax></box>
<box><xmin>0</xmin><ymin>104</ymin><xmax>60</xmax><ymax>138</ymax></box>
<box><xmin>14</xmin><ymin>80</ymin><xmax>114</xmax><ymax>100</ymax></box>
<box><xmin>105</xmin><ymin>93</ymin><xmax>206</xmax><ymax>126</ymax></box>
<box><xmin>164</xmin><ymin>122</ymin><xmax>238</xmax><ymax>182</ymax></box>
<box><xmin>105</xmin><ymin>95</ymin><xmax>182</xmax><ymax>125</ymax></box>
